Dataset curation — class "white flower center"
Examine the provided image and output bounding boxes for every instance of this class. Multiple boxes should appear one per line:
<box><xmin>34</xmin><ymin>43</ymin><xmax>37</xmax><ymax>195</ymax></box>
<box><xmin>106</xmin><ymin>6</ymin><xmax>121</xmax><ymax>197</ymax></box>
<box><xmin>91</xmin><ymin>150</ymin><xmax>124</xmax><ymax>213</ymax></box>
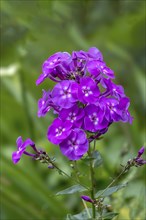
<box><xmin>55</xmin><ymin>126</ymin><xmax>65</xmax><ymax>137</ymax></box>
<box><xmin>89</xmin><ymin>113</ymin><xmax>99</xmax><ymax>125</ymax></box>
<box><xmin>82</xmin><ymin>86</ymin><xmax>92</xmax><ymax>97</ymax></box>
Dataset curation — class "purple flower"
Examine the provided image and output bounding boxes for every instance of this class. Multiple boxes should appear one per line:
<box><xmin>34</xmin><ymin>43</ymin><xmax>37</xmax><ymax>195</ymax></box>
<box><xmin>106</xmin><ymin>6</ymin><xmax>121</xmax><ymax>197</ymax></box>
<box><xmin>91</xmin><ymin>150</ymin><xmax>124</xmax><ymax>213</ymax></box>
<box><xmin>87</xmin><ymin>47</ymin><xmax>103</xmax><ymax>61</ymax></box>
<box><xmin>38</xmin><ymin>89</ymin><xmax>60</xmax><ymax>117</ymax></box>
<box><xmin>12</xmin><ymin>136</ymin><xmax>37</xmax><ymax>164</ymax></box>
<box><xmin>59</xmin><ymin>104</ymin><xmax>84</xmax><ymax>128</ymax></box>
<box><xmin>78</xmin><ymin>77</ymin><xmax>100</xmax><ymax>104</ymax></box>
<box><xmin>101</xmin><ymin>78</ymin><xmax>125</xmax><ymax>99</ymax></box>
<box><xmin>87</xmin><ymin>60</ymin><xmax>106</xmax><ymax>79</ymax></box>
<box><xmin>51</xmin><ymin>80</ymin><xmax>78</xmax><ymax>108</ymax></box>
<box><xmin>102</xmin><ymin>66</ymin><xmax>114</xmax><ymax>79</ymax></box>
<box><xmin>118</xmin><ymin>97</ymin><xmax>133</xmax><ymax>124</ymax></box>
<box><xmin>36</xmin><ymin>52</ymin><xmax>71</xmax><ymax>85</ymax></box>
<box><xmin>70</xmin><ymin>50</ymin><xmax>88</xmax><ymax>80</ymax></box>
<box><xmin>87</xmin><ymin>60</ymin><xmax>114</xmax><ymax>81</ymax></box>
<box><xmin>99</xmin><ymin>97</ymin><xmax>133</xmax><ymax>124</ymax></box>
<box><xmin>134</xmin><ymin>146</ymin><xmax>146</xmax><ymax>166</ymax></box>
<box><xmin>47</xmin><ymin>118</ymin><xmax>72</xmax><ymax>145</ymax></box>
<box><xmin>83</xmin><ymin>104</ymin><xmax>109</xmax><ymax>132</ymax></box>
<box><xmin>60</xmin><ymin>128</ymin><xmax>89</xmax><ymax>160</ymax></box>
<box><xmin>81</xmin><ymin>195</ymin><xmax>93</xmax><ymax>203</ymax></box>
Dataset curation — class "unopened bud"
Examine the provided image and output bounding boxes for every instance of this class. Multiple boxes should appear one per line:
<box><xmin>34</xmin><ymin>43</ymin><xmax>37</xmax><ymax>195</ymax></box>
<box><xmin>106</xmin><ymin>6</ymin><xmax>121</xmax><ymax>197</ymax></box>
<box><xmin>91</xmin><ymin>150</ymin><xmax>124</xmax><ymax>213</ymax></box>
<box><xmin>106</xmin><ymin>204</ymin><xmax>113</xmax><ymax>212</ymax></box>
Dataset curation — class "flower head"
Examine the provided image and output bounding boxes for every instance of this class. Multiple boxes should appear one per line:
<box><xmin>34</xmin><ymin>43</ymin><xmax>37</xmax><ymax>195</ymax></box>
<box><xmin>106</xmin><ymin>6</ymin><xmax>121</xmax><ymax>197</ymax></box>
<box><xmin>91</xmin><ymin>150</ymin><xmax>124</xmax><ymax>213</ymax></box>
<box><xmin>12</xmin><ymin>136</ymin><xmax>37</xmax><ymax>164</ymax></box>
<box><xmin>34</xmin><ymin>47</ymin><xmax>133</xmax><ymax>160</ymax></box>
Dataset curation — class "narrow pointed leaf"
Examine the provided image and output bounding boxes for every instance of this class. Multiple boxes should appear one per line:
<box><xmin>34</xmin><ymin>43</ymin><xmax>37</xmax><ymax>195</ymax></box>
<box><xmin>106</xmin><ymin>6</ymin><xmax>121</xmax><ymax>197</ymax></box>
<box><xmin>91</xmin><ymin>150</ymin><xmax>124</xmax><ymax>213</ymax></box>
<box><xmin>95</xmin><ymin>183</ymin><xmax>128</xmax><ymax>198</ymax></box>
<box><xmin>92</xmin><ymin>150</ymin><xmax>103</xmax><ymax>167</ymax></box>
<box><xmin>56</xmin><ymin>184</ymin><xmax>87</xmax><ymax>195</ymax></box>
<box><xmin>102</xmin><ymin>212</ymin><xmax>119</xmax><ymax>219</ymax></box>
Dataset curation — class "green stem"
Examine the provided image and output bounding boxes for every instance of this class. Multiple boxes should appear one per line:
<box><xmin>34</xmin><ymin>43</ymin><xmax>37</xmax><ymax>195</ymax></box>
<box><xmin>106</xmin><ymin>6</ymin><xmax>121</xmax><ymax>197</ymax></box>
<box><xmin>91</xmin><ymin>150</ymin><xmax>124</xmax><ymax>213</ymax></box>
<box><xmin>97</xmin><ymin>166</ymin><xmax>127</xmax><ymax>198</ymax></box>
<box><xmin>88</xmin><ymin>148</ymin><xmax>96</xmax><ymax>219</ymax></box>
<box><xmin>50</xmin><ymin>161</ymin><xmax>89</xmax><ymax>190</ymax></box>
<box><xmin>73</xmin><ymin>161</ymin><xmax>80</xmax><ymax>182</ymax></box>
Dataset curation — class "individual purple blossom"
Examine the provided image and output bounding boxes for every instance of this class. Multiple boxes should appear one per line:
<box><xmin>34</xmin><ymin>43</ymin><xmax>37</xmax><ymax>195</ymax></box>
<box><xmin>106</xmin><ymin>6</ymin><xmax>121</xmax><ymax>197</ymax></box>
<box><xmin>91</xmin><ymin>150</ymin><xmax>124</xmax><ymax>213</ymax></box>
<box><xmin>87</xmin><ymin>47</ymin><xmax>103</xmax><ymax>61</ymax></box>
<box><xmin>60</xmin><ymin>128</ymin><xmax>89</xmax><ymax>160</ymax></box>
<box><xmin>38</xmin><ymin>89</ymin><xmax>60</xmax><ymax>117</ymax></box>
<box><xmin>47</xmin><ymin>118</ymin><xmax>72</xmax><ymax>145</ymax></box>
<box><xmin>36</xmin><ymin>52</ymin><xmax>71</xmax><ymax>85</ymax></box>
<box><xmin>87</xmin><ymin>60</ymin><xmax>106</xmax><ymax>79</ymax></box>
<box><xmin>87</xmin><ymin>60</ymin><xmax>114</xmax><ymax>82</ymax></box>
<box><xmin>117</xmin><ymin>97</ymin><xmax>133</xmax><ymax>123</ymax></box>
<box><xmin>12</xmin><ymin>136</ymin><xmax>37</xmax><ymax>164</ymax></box>
<box><xmin>101</xmin><ymin>78</ymin><xmax>125</xmax><ymax>99</ymax></box>
<box><xmin>81</xmin><ymin>195</ymin><xmax>94</xmax><ymax>203</ymax></box>
<box><xmin>51</xmin><ymin>80</ymin><xmax>78</xmax><ymax>108</ymax></box>
<box><xmin>59</xmin><ymin>104</ymin><xmax>84</xmax><ymax>128</ymax></box>
<box><xmin>78</xmin><ymin>77</ymin><xmax>100</xmax><ymax>104</ymax></box>
<box><xmin>99</xmin><ymin>97</ymin><xmax>133</xmax><ymax>124</ymax></box>
<box><xmin>69</xmin><ymin>51</ymin><xmax>87</xmax><ymax>81</ymax></box>
<box><xmin>83</xmin><ymin>104</ymin><xmax>109</xmax><ymax>132</ymax></box>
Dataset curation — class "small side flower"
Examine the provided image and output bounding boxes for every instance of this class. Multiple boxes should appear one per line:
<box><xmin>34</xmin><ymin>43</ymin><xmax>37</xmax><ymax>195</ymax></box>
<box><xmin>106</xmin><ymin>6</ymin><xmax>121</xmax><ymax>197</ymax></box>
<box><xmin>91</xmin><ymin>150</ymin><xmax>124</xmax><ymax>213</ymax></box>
<box><xmin>12</xmin><ymin>136</ymin><xmax>38</xmax><ymax>164</ymax></box>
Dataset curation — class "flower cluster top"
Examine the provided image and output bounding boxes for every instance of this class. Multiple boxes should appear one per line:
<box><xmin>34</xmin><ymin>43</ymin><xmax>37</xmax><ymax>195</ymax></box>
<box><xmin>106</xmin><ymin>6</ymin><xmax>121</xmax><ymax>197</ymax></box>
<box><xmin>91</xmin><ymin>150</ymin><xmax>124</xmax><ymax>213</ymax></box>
<box><xmin>36</xmin><ymin>47</ymin><xmax>133</xmax><ymax>160</ymax></box>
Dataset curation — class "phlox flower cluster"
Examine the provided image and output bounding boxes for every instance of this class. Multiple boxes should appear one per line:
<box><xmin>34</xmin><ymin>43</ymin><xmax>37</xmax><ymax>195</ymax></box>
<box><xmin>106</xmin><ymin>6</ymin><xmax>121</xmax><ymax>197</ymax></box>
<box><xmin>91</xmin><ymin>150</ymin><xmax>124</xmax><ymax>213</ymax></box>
<box><xmin>36</xmin><ymin>47</ymin><xmax>133</xmax><ymax>160</ymax></box>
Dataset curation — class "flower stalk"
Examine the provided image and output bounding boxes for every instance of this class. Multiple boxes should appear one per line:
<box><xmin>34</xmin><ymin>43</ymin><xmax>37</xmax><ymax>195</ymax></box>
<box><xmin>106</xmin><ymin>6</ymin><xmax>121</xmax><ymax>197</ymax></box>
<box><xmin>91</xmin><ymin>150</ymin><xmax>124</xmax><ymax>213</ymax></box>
<box><xmin>88</xmin><ymin>146</ymin><xmax>96</xmax><ymax>219</ymax></box>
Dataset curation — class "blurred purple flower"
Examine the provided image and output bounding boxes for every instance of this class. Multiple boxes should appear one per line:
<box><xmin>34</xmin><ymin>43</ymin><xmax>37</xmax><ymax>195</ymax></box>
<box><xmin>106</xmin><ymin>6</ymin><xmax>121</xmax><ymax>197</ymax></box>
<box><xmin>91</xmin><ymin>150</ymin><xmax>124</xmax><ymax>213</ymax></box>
<box><xmin>87</xmin><ymin>47</ymin><xmax>103</xmax><ymax>61</ymax></box>
<box><xmin>12</xmin><ymin>136</ymin><xmax>37</xmax><ymax>164</ymax></box>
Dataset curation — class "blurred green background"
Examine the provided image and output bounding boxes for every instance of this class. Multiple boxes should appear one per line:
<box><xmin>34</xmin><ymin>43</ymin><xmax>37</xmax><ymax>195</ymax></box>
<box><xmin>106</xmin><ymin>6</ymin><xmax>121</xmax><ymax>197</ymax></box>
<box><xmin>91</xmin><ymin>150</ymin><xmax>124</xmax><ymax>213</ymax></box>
<box><xmin>1</xmin><ymin>0</ymin><xmax>145</xmax><ymax>219</ymax></box>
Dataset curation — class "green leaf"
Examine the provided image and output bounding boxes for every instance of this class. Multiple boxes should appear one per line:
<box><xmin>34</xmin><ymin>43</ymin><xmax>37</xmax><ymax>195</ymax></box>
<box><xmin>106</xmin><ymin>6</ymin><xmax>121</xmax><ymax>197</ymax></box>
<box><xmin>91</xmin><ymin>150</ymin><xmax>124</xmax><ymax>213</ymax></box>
<box><xmin>92</xmin><ymin>150</ymin><xmax>103</xmax><ymax>168</ymax></box>
<box><xmin>66</xmin><ymin>209</ymin><xmax>99</xmax><ymax>220</ymax></box>
<box><xmin>56</xmin><ymin>184</ymin><xmax>87</xmax><ymax>195</ymax></box>
<box><xmin>81</xmin><ymin>150</ymin><xmax>102</xmax><ymax>167</ymax></box>
<box><xmin>102</xmin><ymin>212</ymin><xmax>119</xmax><ymax>220</ymax></box>
<box><xmin>95</xmin><ymin>183</ymin><xmax>128</xmax><ymax>198</ymax></box>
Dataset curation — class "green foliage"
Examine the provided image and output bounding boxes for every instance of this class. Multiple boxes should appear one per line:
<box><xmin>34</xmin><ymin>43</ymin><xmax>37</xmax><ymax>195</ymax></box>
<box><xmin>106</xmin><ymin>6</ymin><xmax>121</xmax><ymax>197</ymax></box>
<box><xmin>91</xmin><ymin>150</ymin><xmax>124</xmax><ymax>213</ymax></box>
<box><xmin>95</xmin><ymin>184</ymin><xmax>128</xmax><ymax>198</ymax></box>
<box><xmin>66</xmin><ymin>209</ymin><xmax>97</xmax><ymax>220</ymax></box>
<box><xmin>56</xmin><ymin>184</ymin><xmax>87</xmax><ymax>196</ymax></box>
<box><xmin>102</xmin><ymin>212</ymin><xmax>119</xmax><ymax>220</ymax></box>
<box><xmin>1</xmin><ymin>0</ymin><xmax>145</xmax><ymax>219</ymax></box>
